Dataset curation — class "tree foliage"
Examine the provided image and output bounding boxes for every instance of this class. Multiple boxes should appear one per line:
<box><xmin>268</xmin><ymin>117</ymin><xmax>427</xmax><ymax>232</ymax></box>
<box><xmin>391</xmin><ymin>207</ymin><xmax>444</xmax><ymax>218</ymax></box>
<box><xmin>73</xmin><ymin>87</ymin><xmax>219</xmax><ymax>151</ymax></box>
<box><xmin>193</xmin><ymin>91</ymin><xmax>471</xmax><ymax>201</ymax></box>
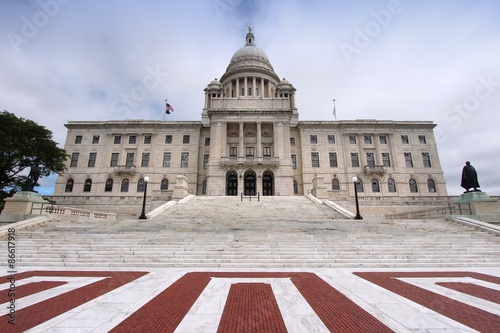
<box><xmin>0</xmin><ymin>111</ymin><xmax>67</xmax><ymax>194</ymax></box>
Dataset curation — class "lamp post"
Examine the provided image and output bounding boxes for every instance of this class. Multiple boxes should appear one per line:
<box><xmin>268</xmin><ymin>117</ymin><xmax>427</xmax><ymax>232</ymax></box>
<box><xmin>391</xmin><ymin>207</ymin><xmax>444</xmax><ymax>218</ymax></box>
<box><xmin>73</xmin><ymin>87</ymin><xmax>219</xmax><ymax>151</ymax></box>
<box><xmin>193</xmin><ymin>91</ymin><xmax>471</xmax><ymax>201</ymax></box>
<box><xmin>138</xmin><ymin>176</ymin><xmax>149</xmax><ymax>220</ymax></box>
<box><xmin>352</xmin><ymin>176</ymin><xmax>363</xmax><ymax>220</ymax></box>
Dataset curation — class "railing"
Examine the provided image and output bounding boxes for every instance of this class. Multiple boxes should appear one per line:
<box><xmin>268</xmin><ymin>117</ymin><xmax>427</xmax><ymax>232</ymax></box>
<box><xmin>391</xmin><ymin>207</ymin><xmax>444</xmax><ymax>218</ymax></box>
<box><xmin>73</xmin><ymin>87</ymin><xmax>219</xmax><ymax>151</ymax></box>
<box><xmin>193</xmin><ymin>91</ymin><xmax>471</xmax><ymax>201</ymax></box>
<box><xmin>113</xmin><ymin>165</ymin><xmax>137</xmax><ymax>176</ymax></box>
<box><xmin>30</xmin><ymin>202</ymin><xmax>116</xmax><ymax>220</ymax></box>
<box><xmin>221</xmin><ymin>157</ymin><xmax>279</xmax><ymax>167</ymax></box>
<box><xmin>448</xmin><ymin>202</ymin><xmax>472</xmax><ymax>215</ymax></box>
<box><xmin>241</xmin><ymin>192</ymin><xmax>260</xmax><ymax>202</ymax></box>
<box><xmin>363</xmin><ymin>165</ymin><xmax>386</xmax><ymax>175</ymax></box>
<box><xmin>385</xmin><ymin>206</ymin><xmax>450</xmax><ymax>219</ymax></box>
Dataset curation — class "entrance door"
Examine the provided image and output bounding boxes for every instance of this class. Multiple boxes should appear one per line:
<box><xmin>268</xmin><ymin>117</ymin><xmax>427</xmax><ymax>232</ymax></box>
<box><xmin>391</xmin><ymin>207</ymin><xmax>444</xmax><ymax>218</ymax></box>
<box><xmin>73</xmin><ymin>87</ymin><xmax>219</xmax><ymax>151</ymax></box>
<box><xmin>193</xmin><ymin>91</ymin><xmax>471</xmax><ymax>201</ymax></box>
<box><xmin>262</xmin><ymin>173</ymin><xmax>273</xmax><ymax>196</ymax></box>
<box><xmin>244</xmin><ymin>174</ymin><xmax>256</xmax><ymax>195</ymax></box>
<box><xmin>227</xmin><ymin>174</ymin><xmax>238</xmax><ymax>196</ymax></box>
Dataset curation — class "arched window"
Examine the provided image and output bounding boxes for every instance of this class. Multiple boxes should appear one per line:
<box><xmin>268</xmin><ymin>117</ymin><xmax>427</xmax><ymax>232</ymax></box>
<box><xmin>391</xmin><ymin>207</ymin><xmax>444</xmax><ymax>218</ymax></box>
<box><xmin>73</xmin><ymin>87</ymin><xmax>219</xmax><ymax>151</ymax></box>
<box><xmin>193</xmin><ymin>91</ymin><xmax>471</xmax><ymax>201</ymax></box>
<box><xmin>409</xmin><ymin>179</ymin><xmax>418</xmax><ymax>193</ymax></box>
<box><xmin>83</xmin><ymin>179</ymin><xmax>92</xmax><ymax>192</ymax></box>
<box><xmin>355</xmin><ymin>179</ymin><xmax>364</xmax><ymax>192</ymax></box>
<box><xmin>121</xmin><ymin>178</ymin><xmax>129</xmax><ymax>192</ymax></box>
<box><xmin>371</xmin><ymin>178</ymin><xmax>380</xmax><ymax>192</ymax></box>
<box><xmin>293</xmin><ymin>180</ymin><xmax>298</xmax><ymax>194</ymax></box>
<box><xmin>137</xmin><ymin>178</ymin><xmax>146</xmax><ymax>192</ymax></box>
<box><xmin>65</xmin><ymin>179</ymin><xmax>74</xmax><ymax>192</ymax></box>
<box><xmin>388</xmin><ymin>178</ymin><xmax>397</xmax><ymax>193</ymax></box>
<box><xmin>331</xmin><ymin>179</ymin><xmax>340</xmax><ymax>191</ymax></box>
<box><xmin>161</xmin><ymin>179</ymin><xmax>169</xmax><ymax>191</ymax></box>
<box><xmin>202</xmin><ymin>180</ymin><xmax>207</xmax><ymax>195</ymax></box>
<box><xmin>427</xmin><ymin>179</ymin><xmax>436</xmax><ymax>192</ymax></box>
<box><xmin>105</xmin><ymin>178</ymin><xmax>113</xmax><ymax>192</ymax></box>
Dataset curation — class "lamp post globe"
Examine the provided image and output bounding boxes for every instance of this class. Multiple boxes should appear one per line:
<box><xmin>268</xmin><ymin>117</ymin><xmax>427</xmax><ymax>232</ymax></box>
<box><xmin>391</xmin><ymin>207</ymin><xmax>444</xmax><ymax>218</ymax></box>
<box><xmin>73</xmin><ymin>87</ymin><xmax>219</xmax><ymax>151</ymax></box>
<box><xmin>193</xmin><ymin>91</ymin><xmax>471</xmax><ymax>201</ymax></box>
<box><xmin>352</xmin><ymin>176</ymin><xmax>363</xmax><ymax>220</ymax></box>
<box><xmin>138</xmin><ymin>176</ymin><xmax>149</xmax><ymax>220</ymax></box>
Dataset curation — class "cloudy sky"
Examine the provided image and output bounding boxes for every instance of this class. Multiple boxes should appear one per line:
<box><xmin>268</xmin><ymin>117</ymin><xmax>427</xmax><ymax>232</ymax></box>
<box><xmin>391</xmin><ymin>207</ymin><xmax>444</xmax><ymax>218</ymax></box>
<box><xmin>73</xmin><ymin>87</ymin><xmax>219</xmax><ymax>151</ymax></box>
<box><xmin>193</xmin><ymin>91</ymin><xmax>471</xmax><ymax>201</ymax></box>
<box><xmin>1</xmin><ymin>0</ymin><xmax>499</xmax><ymax>196</ymax></box>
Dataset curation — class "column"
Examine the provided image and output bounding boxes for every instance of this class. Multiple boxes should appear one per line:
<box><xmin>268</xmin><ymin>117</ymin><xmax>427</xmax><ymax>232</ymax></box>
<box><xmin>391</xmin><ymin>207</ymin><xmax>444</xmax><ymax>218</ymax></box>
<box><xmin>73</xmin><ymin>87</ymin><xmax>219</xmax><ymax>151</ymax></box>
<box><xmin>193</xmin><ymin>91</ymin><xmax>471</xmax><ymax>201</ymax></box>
<box><xmin>229</xmin><ymin>80</ymin><xmax>233</xmax><ymax>97</ymax></box>
<box><xmin>252</xmin><ymin>76</ymin><xmax>256</xmax><ymax>96</ymax></box>
<box><xmin>261</xmin><ymin>78</ymin><xmax>265</xmax><ymax>98</ymax></box>
<box><xmin>239</xmin><ymin>122</ymin><xmax>244</xmax><ymax>158</ymax></box>
<box><xmin>236</xmin><ymin>79</ymin><xmax>240</xmax><ymax>97</ymax></box>
<box><xmin>221</xmin><ymin>122</ymin><xmax>227</xmax><ymax>158</ymax></box>
<box><xmin>244</xmin><ymin>77</ymin><xmax>248</xmax><ymax>96</ymax></box>
<box><xmin>256</xmin><ymin>122</ymin><xmax>262</xmax><ymax>159</ymax></box>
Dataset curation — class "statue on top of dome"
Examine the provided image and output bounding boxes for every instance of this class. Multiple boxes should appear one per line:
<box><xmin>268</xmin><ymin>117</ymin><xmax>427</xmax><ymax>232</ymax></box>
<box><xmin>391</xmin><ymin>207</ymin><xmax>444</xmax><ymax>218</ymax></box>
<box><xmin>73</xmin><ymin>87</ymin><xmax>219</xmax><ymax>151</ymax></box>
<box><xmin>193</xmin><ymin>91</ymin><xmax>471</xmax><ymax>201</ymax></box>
<box><xmin>248</xmin><ymin>25</ymin><xmax>252</xmax><ymax>33</ymax></box>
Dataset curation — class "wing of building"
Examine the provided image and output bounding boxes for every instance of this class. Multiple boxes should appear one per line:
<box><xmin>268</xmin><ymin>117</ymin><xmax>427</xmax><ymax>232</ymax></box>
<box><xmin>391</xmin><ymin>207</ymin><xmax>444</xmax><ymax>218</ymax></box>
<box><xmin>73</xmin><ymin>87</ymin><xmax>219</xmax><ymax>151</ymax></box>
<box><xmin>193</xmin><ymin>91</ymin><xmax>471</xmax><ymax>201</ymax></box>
<box><xmin>53</xmin><ymin>29</ymin><xmax>447</xmax><ymax>215</ymax></box>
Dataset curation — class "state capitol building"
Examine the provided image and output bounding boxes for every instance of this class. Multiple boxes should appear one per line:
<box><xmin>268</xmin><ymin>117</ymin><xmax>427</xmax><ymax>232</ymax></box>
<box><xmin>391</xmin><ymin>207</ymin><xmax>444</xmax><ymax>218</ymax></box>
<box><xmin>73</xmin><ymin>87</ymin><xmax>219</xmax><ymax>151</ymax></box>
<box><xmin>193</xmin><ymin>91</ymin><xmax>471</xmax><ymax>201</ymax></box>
<box><xmin>53</xmin><ymin>29</ymin><xmax>447</xmax><ymax>215</ymax></box>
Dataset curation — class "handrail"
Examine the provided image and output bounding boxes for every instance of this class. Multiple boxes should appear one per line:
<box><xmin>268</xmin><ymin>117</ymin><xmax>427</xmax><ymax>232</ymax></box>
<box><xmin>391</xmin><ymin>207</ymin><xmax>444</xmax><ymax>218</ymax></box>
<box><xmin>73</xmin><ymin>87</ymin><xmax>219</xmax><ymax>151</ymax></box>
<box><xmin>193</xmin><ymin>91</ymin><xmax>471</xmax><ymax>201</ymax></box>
<box><xmin>448</xmin><ymin>202</ymin><xmax>472</xmax><ymax>215</ymax></box>
<box><xmin>241</xmin><ymin>192</ymin><xmax>260</xmax><ymax>202</ymax></box>
<box><xmin>29</xmin><ymin>202</ymin><xmax>116</xmax><ymax>220</ymax></box>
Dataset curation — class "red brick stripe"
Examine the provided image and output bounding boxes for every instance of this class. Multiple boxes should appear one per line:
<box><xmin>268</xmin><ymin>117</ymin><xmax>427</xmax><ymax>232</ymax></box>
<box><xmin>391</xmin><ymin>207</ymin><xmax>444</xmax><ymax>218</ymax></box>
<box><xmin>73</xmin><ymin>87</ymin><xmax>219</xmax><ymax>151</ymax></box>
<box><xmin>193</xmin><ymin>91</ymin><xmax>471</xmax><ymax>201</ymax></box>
<box><xmin>436</xmin><ymin>282</ymin><xmax>500</xmax><ymax>304</ymax></box>
<box><xmin>0</xmin><ymin>281</ymin><xmax>67</xmax><ymax>304</ymax></box>
<box><xmin>355</xmin><ymin>271</ymin><xmax>500</xmax><ymax>333</ymax></box>
<box><xmin>217</xmin><ymin>283</ymin><xmax>287</xmax><ymax>333</ymax></box>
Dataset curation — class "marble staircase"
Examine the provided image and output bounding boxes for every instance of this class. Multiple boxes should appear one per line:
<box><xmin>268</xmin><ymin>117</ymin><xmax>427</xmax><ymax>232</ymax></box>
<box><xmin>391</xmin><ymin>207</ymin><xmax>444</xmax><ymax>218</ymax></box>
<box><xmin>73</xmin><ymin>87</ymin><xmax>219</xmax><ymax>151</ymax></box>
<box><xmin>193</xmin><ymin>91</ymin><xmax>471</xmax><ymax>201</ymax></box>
<box><xmin>7</xmin><ymin>196</ymin><xmax>500</xmax><ymax>268</ymax></box>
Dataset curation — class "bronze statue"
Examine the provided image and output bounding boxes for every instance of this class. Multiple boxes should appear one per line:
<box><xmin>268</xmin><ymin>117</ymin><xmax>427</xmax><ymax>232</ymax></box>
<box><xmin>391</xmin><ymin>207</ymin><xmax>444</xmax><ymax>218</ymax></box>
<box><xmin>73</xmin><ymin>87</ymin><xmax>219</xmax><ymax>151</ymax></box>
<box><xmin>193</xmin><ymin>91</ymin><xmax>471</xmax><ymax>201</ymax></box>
<box><xmin>461</xmin><ymin>161</ymin><xmax>480</xmax><ymax>192</ymax></box>
<box><xmin>23</xmin><ymin>163</ymin><xmax>40</xmax><ymax>192</ymax></box>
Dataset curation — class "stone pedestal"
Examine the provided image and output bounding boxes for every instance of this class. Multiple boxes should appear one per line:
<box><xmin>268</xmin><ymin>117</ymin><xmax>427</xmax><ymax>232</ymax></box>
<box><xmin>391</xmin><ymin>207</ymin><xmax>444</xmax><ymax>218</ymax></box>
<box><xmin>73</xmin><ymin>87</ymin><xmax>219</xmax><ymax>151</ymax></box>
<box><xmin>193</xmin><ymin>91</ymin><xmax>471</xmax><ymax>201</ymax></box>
<box><xmin>3</xmin><ymin>191</ymin><xmax>49</xmax><ymax>215</ymax></box>
<box><xmin>455</xmin><ymin>191</ymin><xmax>498</xmax><ymax>215</ymax></box>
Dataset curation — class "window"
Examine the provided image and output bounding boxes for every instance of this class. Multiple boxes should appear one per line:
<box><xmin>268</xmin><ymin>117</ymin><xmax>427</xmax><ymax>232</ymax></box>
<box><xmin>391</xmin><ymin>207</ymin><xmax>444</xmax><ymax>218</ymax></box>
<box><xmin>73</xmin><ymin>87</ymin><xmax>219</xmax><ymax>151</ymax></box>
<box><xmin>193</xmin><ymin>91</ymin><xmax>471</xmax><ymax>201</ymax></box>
<box><xmin>310</xmin><ymin>135</ymin><xmax>317</xmax><ymax>144</ymax></box>
<box><xmin>110</xmin><ymin>153</ymin><xmax>119</xmax><ymax>167</ymax></box>
<box><xmin>65</xmin><ymin>179</ymin><xmax>74</xmax><ymax>192</ymax></box>
<box><xmin>427</xmin><ymin>179</ymin><xmax>436</xmax><ymax>192</ymax></box>
<box><xmin>144</xmin><ymin>135</ymin><xmax>152</xmax><ymax>144</ymax></box>
<box><xmin>114</xmin><ymin>135</ymin><xmax>121</xmax><ymax>144</ymax></box>
<box><xmin>263</xmin><ymin>147</ymin><xmax>271</xmax><ymax>157</ymax></box>
<box><xmin>203</xmin><ymin>154</ymin><xmax>209</xmax><ymax>169</ymax></box>
<box><xmin>75</xmin><ymin>135</ymin><xmax>82</xmax><ymax>144</ymax></box>
<box><xmin>181</xmin><ymin>152</ymin><xmax>189</xmax><ymax>167</ymax></box>
<box><xmin>327</xmin><ymin>135</ymin><xmax>335</xmax><ymax>144</ymax></box>
<box><xmin>161</xmin><ymin>179</ymin><xmax>169</xmax><ymax>190</ymax></box>
<box><xmin>137</xmin><ymin>178</ymin><xmax>146</xmax><ymax>192</ymax></box>
<box><xmin>293</xmin><ymin>180</ymin><xmax>298</xmax><ymax>194</ymax></box>
<box><xmin>70</xmin><ymin>153</ymin><xmax>79</xmax><ymax>167</ymax></box>
<box><xmin>379</xmin><ymin>135</ymin><xmax>387</xmax><ymax>144</ymax></box>
<box><xmin>371</xmin><ymin>178</ymin><xmax>380</xmax><ymax>192</ymax></box>
<box><xmin>382</xmin><ymin>153</ymin><xmax>391</xmax><ymax>167</ymax></box>
<box><xmin>366</xmin><ymin>153</ymin><xmax>375</xmax><ymax>167</ymax></box>
<box><xmin>329</xmin><ymin>152</ymin><xmax>338</xmax><ymax>167</ymax></box>
<box><xmin>165</xmin><ymin>135</ymin><xmax>173</xmax><ymax>144</ymax></box>
<box><xmin>241</xmin><ymin>87</ymin><xmax>245</xmax><ymax>96</ymax></box>
<box><xmin>83</xmin><ymin>179</ymin><xmax>92</xmax><ymax>192</ymax></box>
<box><xmin>120</xmin><ymin>178</ymin><xmax>129</xmax><ymax>192</ymax></box>
<box><xmin>246</xmin><ymin>147</ymin><xmax>255</xmax><ymax>157</ymax></box>
<box><xmin>419</xmin><ymin>135</ymin><xmax>427</xmax><ymax>144</ymax></box>
<box><xmin>105</xmin><ymin>178</ymin><xmax>113</xmax><ymax>192</ymax></box>
<box><xmin>291</xmin><ymin>154</ymin><xmax>297</xmax><ymax>169</ymax></box>
<box><xmin>401</xmin><ymin>135</ymin><xmax>409</xmax><ymax>144</ymax></box>
<box><xmin>409</xmin><ymin>179</ymin><xmax>418</xmax><ymax>193</ymax></box>
<box><xmin>364</xmin><ymin>135</ymin><xmax>372</xmax><ymax>144</ymax></box>
<box><xmin>229</xmin><ymin>147</ymin><xmax>237</xmax><ymax>157</ymax></box>
<box><xmin>290</xmin><ymin>138</ymin><xmax>296</xmax><ymax>146</ymax></box>
<box><xmin>92</xmin><ymin>135</ymin><xmax>100</xmax><ymax>144</ymax></box>
<box><xmin>349</xmin><ymin>135</ymin><xmax>357</xmax><ymax>144</ymax></box>
<box><xmin>141</xmin><ymin>153</ymin><xmax>150</xmax><ymax>167</ymax></box>
<box><xmin>355</xmin><ymin>179</ymin><xmax>364</xmax><ymax>192</ymax></box>
<box><xmin>183</xmin><ymin>135</ymin><xmax>190</xmax><ymax>144</ymax></box>
<box><xmin>248</xmin><ymin>87</ymin><xmax>252</xmax><ymax>96</ymax></box>
<box><xmin>332</xmin><ymin>179</ymin><xmax>340</xmax><ymax>191</ymax></box>
<box><xmin>163</xmin><ymin>152</ymin><xmax>171</xmax><ymax>167</ymax></box>
<box><xmin>351</xmin><ymin>153</ymin><xmax>359</xmax><ymax>167</ymax></box>
<box><xmin>404</xmin><ymin>153</ymin><xmax>413</xmax><ymax>167</ymax></box>
<box><xmin>388</xmin><ymin>178</ymin><xmax>397</xmax><ymax>192</ymax></box>
<box><xmin>129</xmin><ymin>136</ymin><xmax>137</xmax><ymax>144</ymax></box>
<box><xmin>205</xmin><ymin>138</ymin><xmax>210</xmax><ymax>146</ymax></box>
<box><xmin>202</xmin><ymin>180</ymin><xmax>207</xmax><ymax>194</ymax></box>
<box><xmin>88</xmin><ymin>153</ymin><xmax>97</xmax><ymax>167</ymax></box>
<box><xmin>126</xmin><ymin>153</ymin><xmax>135</xmax><ymax>166</ymax></box>
<box><xmin>256</xmin><ymin>87</ymin><xmax>259</xmax><ymax>96</ymax></box>
<box><xmin>422</xmin><ymin>153</ymin><xmax>431</xmax><ymax>168</ymax></box>
<box><xmin>311</xmin><ymin>152</ymin><xmax>319</xmax><ymax>167</ymax></box>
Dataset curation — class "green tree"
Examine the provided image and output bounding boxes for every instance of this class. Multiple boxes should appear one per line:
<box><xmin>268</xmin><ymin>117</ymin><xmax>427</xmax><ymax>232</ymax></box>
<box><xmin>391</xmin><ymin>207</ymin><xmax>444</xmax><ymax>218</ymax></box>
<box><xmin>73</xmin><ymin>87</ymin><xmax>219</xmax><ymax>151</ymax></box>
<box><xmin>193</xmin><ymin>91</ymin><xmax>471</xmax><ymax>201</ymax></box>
<box><xmin>0</xmin><ymin>111</ymin><xmax>67</xmax><ymax>196</ymax></box>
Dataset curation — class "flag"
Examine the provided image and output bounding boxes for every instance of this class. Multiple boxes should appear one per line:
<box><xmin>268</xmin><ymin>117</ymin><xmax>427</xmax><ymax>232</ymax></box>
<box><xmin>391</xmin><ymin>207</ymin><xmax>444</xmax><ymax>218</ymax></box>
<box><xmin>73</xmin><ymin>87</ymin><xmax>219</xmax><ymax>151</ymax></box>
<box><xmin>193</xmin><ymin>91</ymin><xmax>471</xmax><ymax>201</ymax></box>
<box><xmin>333</xmin><ymin>99</ymin><xmax>337</xmax><ymax>120</ymax></box>
<box><xmin>165</xmin><ymin>100</ymin><xmax>174</xmax><ymax>114</ymax></box>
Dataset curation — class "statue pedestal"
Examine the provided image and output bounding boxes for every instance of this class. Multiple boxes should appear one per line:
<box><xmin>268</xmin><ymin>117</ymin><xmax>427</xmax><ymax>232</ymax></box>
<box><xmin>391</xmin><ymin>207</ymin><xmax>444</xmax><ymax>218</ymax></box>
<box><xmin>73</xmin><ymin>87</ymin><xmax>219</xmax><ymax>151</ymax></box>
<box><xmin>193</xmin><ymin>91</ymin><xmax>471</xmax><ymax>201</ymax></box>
<box><xmin>3</xmin><ymin>191</ymin><xmax>49</xmax><ymax>215</ymax></box>
<box><xmin>455</xmin><ymin>191</ymin><xmax>498</xmax><ymax>215</ymax></box>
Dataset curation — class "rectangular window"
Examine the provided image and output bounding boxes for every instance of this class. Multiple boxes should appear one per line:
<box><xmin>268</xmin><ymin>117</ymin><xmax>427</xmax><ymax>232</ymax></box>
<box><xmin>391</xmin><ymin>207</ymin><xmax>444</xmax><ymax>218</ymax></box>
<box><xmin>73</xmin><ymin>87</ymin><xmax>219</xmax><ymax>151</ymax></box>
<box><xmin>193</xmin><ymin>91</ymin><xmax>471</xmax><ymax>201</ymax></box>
<box><xmin>203</xmin><ymin>154</ymin><xmax>209</xmax><ymax>169</ymax></box>
<box><xmin>404</xmin><ymin>152</ymin><xmax>413</xmax><ymax>167</ymax></box>
<box><xmin>241</xmin><ymin>87</ymin><xmax>245</xmax><ymax>96</ymax></box>
<box><xmin>129</xmin><ymin>136</ymin><xmax>137</xmax><ymax>144</ymax></box>
<box><xmin>183</xmin><ymin>135</ymin><xmax>190</xmax><ymax>144</ymax></box>
<box><xmin>248</xmin><ymin>87</ymin><xmax>252</xmax><ymax>96</ymax></box>
<box><xmin>110</xmin><ymin>153</ymin><xmax>119</xmax><ymax>167</ymax></box>
<box><xmin>327</xmin><ymin>135</ymin><xmax>335</xmax><ymax>144</ymax></box>
<box><xmin>263</xmin><ymin>147</ymin><xmax>271</xmax><ymax>157</ymax></box>
<box><xmin>382</xmin><ymin>153</ymin><xmax>391</xmax><ymax>167</ymax></box>
<box><xmin>379</xmin><ymin>135</ymin><xmax>387</xmax><ymax>144</ymax></box>
<box><xmin>351</xmin><ymin>153</ymin><xmax>359</xmax><ymax>167</ymax></box>
<box><xmin>246</xmin><ymin>147</ymin><xmax>255</xmax><ymax>157</ymax></box>
<box><xmin>311</xmin><ymin>152</ymin><xmax>320</xmax><ymax>167</ymax></box>
<box><xmin>364</xmin><ymin>135</ymin><xmax>372</xmax><ymax>144</ymax></box>
<box><xmin>165</xmin><ymin>135</ymin><xmax>173</xmax><ymax>144</ymax></box>
<box><xmin>419</xmin><ymin>135</ymin><xmax>427</xmax><ymax>144</ymax></box>
<box><xmin>70</xmin><ymin>153</ymin><xmax>79</xmax><ymax>167</ymax></box>
<box><xmin>401</xmin><ymin>135</ymin><xmax>409</xmax><ymax>144</ymax></box>
<box><xmin>114</xmin><ymin>135</ymin><xmax>121</xmax><ymax>144</ymax></box>
<box><xmin>329</xmin><ymin>152</ymin><xmax>337</xmax><ymax>167</ymax></box>
<box><xmin>181</xmin><ymin>152</ymin><xmax>189</xmax><ymax>167</ymax></box>
<box><xmin>366</xmin><ymin>153</ymin><xmax>375</xmax><ymax>166</ymax></box>
<box><xmin>290</xmin><ymin>137</ymin><xmax>296</xmax><ymax>146</ymax></box>
<box><xmin>310</xmin><ymin>135</ymin><xmax>317</xmax><ymax>144</ymax></box>
<box><xmin>75</xmin><ymin>135</ymin><xmax>82</xmax><ymax>144</ymax></box>
<box><xmin>92</xmin><ymin>135</ymin><xmax>100</xmax><ymax>144</ymax></box>
<box><xmin>205</xmin><ymin>138</ymin><xmax>210</xmax><ymax>146</ymax></box>
<box><xmin>229</xmin><ymin>147</ymin><xmax>237</xmax><ymax>157</ymax></box>
<box><xmin>349</xmin><ymin>135</ymin><xmax>357</xmax><ymax>144</ymax></box>
<box><xmin>144</xmin><ymin>135</ymin><xmax>152</xmax><ymax>144</ymax></box>
<box><xmin>291</xmin><ymin>154</ymin><xmax>297</xmax><ymax>169</ymax></box>
<box><xmin>141</xmin><ymin>153</ymin><xmax>150</xmax><ymax>167</ymax></box>
<box><xmin>126</xmin><ymin>152</ymin><xmax>135</xmax><ymax>166</ymax></box>
<box><xmin>163</xmin><ymin>152</ymin><xmax>171</xmax><ymax>167</ymax></box>
<box><xmin>88</xmin><ymin>152</ymin><xmax>97</xmax><ymax>167</ymax></box>
<box><xmin>422</xmin><ymin>152</ymin><xmax>431</xmax><ymax>167</ymax></box>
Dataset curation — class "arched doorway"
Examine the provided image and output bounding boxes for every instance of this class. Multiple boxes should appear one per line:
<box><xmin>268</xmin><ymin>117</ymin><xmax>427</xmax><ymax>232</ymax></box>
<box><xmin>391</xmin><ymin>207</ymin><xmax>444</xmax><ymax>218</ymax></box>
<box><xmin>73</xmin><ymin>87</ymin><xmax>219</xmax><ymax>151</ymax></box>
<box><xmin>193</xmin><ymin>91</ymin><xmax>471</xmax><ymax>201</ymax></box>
<box><xmin>244</xmin><ymin>172</ymin><xmax>256</xmax><ymax>195</ymax></box>
<box><xmin>226</xmin><ymin>172</ymin><xmax>238</xmax><ymax>196</ymax></box>
<box><xmin>262</xmin><ymin>172</ymin><xmax>274</xmax><ymax>196</ymax></box>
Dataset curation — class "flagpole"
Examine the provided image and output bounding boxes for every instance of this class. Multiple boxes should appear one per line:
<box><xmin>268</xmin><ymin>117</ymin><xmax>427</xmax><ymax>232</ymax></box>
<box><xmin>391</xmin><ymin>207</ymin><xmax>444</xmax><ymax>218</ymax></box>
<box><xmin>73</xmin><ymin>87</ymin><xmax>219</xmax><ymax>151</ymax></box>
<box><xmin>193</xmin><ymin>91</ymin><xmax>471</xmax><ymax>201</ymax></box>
<box><xmin>164</xmin><ymin>99</ymin><xmax>167</xmax><ymax>121</ymax></box>
<box><xmin>333</xmin><ymin>99</ymin><xmax>337</xmax><ymax>121</ymax></box>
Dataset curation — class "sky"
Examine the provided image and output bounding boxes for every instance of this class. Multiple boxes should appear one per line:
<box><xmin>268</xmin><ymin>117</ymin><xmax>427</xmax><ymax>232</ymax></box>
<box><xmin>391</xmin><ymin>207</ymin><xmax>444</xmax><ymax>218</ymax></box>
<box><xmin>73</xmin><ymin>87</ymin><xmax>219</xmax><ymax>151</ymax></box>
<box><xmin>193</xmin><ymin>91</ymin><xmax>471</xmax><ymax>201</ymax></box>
<box><xmin>1</xmin><ymin>0</ymin><xmax>499</xmax><ymax>196</ymax></box>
